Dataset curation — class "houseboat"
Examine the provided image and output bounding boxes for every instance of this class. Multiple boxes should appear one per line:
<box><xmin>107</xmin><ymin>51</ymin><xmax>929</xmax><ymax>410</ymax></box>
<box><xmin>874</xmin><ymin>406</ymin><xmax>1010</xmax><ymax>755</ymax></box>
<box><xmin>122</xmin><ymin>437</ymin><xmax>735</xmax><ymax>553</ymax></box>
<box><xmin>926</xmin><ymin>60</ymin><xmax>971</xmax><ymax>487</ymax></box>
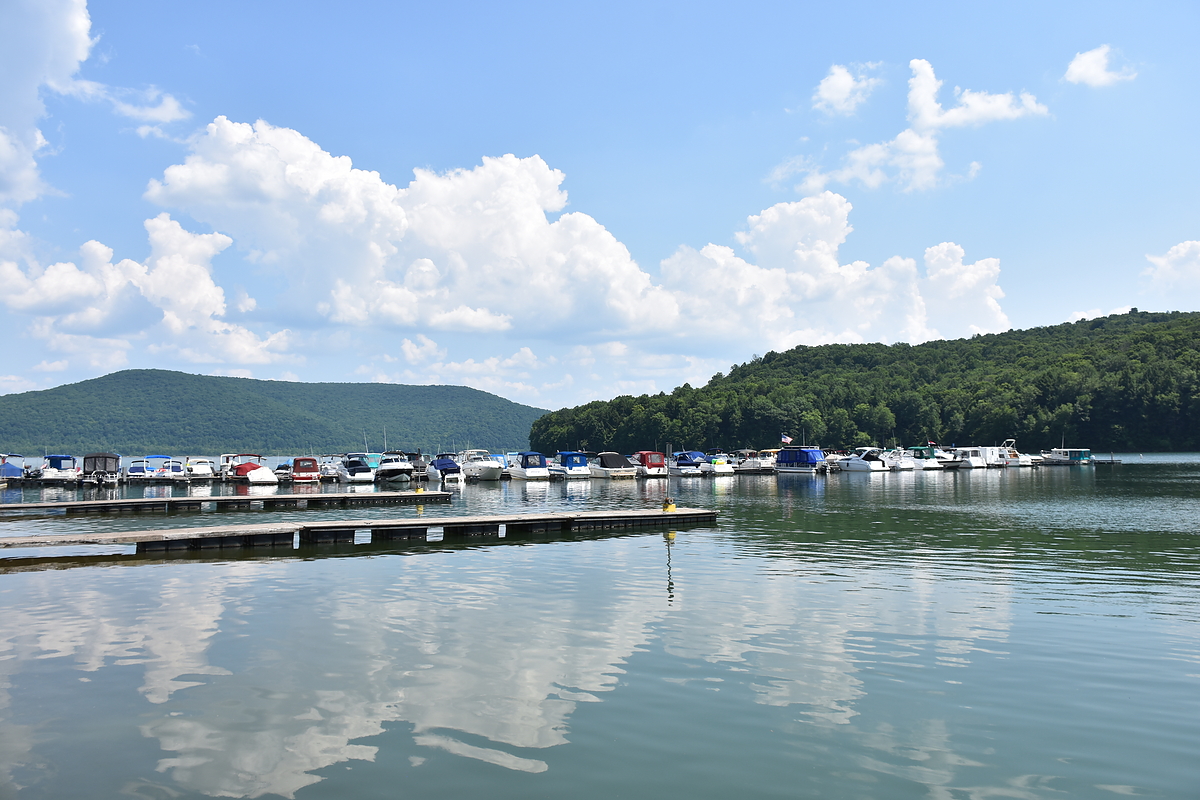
<box><xmin>774</xmin><ymin>446</ymin><xmax>826</xmax><ymax>473</ymax></box>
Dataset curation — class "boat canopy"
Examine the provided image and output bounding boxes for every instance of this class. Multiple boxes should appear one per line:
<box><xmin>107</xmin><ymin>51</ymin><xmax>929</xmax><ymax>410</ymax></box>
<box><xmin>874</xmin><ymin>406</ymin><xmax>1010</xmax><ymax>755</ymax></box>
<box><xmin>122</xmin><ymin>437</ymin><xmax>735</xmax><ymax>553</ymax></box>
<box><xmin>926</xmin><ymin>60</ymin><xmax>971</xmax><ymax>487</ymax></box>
<box><xmin>558</xmin><ymin>452</ymin><xmax>588</xmax><ymax>467</ymax></box>
<box><xmin>519</xmin><ymin>452</ymin><xmax>546</xmax><ymax>468</ymax></box>
<box><xmin>0</xmin><ymin>454</ymin><xmax>23</xmax><ymax>478</ymax></box>
<box><xmin>634</xmin><ymin>451</ymin><xmax>665</xmax><ymax>466</ymax></box>
<box><xmin>46</xmin><ymin>455</ymin><xmax>77</xmax><ymax>469</ymax></box>
<box><xmin>82</xmin><ymin>453</ymin><xmax>121</xmax><ymax>472</ymax></box>
<box><xmin>776</xmin><ymin>446</ymin><xmax>825</xmax><ymax>466</ymax></box>
<box><xmin>293</xmin><ymin>457</ymin><xmax>319</xmax><ymax>470</ymax></box>
<box><xmin>598</xmin><ymin>452</ymin><xmax>635</xmax><ymax>468</ymax></box>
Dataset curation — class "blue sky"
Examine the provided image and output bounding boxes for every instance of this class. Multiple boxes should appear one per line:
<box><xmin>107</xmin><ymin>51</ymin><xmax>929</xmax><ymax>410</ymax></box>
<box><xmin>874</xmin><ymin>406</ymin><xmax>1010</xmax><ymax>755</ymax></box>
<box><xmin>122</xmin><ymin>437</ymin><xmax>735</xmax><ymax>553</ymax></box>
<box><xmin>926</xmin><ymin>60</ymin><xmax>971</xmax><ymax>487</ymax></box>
<box><xmin>2</xmin><ymin>0</ymin><xmax>1197</xmax><ymax>408</ymax></box>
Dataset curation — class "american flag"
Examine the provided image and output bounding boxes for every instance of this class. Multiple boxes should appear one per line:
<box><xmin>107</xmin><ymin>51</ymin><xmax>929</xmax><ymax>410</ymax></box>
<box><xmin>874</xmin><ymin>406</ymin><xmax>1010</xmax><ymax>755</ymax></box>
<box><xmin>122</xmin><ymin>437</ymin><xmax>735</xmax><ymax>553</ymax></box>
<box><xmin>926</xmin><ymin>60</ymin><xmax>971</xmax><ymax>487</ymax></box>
<box><xmin>781</xmin><ymin>434</ymin><xmax>793</xmax><ymax>444</ymax></box>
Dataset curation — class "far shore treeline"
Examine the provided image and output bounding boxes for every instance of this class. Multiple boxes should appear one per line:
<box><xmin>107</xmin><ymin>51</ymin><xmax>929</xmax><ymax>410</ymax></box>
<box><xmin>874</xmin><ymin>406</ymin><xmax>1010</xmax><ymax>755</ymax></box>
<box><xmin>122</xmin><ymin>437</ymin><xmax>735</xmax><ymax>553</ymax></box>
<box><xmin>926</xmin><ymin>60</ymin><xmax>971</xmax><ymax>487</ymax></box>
<box><xmin>531</xmin><ymin>310</ymin><xmax>1200</xmax><ymax>454</ymax></box>
<box><xmin>0</xmin><ymin>370</ymin><xmax>545</xmax><ymax>455</ymax></box>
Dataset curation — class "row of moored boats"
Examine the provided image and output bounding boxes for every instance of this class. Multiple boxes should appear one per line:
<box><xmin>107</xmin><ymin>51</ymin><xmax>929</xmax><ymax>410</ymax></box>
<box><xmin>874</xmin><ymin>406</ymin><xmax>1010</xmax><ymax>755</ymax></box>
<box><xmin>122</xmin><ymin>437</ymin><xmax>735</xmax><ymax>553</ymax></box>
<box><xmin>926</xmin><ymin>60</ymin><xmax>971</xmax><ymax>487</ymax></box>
<box><xmin>0</xmin><ymin>442</ymin><xmax>1102</xmax><ymax>488</ymax></box>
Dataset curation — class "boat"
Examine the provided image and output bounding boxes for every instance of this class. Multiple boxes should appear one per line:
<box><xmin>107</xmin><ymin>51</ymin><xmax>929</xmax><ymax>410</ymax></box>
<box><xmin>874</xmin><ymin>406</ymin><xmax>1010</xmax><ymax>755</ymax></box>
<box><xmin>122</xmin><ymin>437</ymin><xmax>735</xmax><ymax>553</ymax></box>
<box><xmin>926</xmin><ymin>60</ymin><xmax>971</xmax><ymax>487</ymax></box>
<box><xmin>220</xmin><ymin>453</ymin><xmax>279</xmax><ymax>484</ymax></box>
<box><xmin>81</xmin><ymin>453</ymin><xmax>121</xmax><ymax>486</ymax></box>
<box><xmin>1039</xmin><ymin>447</ymin><xmax>1094</xmax><ymax>465</ymax></box>
<box><xmin>669</xmin><ymin>451</ymin><xmax>705</xmax><ymax>477</ymax></box>
<box><xmin>0</xmin><ymin>454</ymin><xmax>27</xmax><ymax>483</ymax></box>
<box><xmin>700</xmin><ymin>452</ymin><xmax>736</xmax><ymax>476</ymax></box>
<box><xmin>185</xmin><ymin>457</ymin><xmax>216</xmax><ymax>480</ymax></box>
<box><xmin>274</xmin><ymin>460</ymin><xmax>293</xmax><ymax>481</ymax></box>
<box><xmin>508</xmin><ymin>452</ymin><xmax>550</xmax><ymax>480</ymax></box>
<box><xmin>837</xmin><ymin>448</ymin><xmax>890</xmax><ymax>472</ymax></box>
<box><xmin>377</xmin><ymin>451</ymin><xmax>416</xmax><ymax>483</ymax></box>
<box><xmin>589</xmin><ymin>452</ymin><xmax>639</xmax><ymax>479</ymax></box>
<box><xmin>457</xmin><ymin>449</ymin><xmax>503</xmax><ymax>481</ymax></box>
<box><xmin>338</xmin><ymin>454</ymin><xmax>376</xmax><ymax>483</ymax></box>
<box><xmin>903</xmin><ymin>446</ymin><xmax>945</xmax><ymax>470</ymax></box>
<box><xmin>631</xmin><ymin>451</ymin><xmax>668</xmax><ymax>478</ymax></box>
<box><xmin>426</xmin><ymin>453</ymin><xmax>462</xmax><ymax>483</ymax></box>
<box><xmin>775</xmin><ymin>446</ymin><xmax>826</xmax><ymax>473</ymax></box>
<box><xmin>732</xmin><ymin>450</ymin><xmax>775</xmax><ymax>474</ymax></box>
<box><xmin>997</xmin><ymin>439</ymin><xmax>1036</xmax><ymax>467</ymax></box>
<box><xmin>909</xmin><ymin>443</ymin><xmax>961</xmax><ymax>469</ymax></box>
<box><xmin>549</xmin><ymin>451</ymin><xmax>591</xmax><ymax>480</ymax></box>
<box><xmin>950</xmin><ymin>447</ymin><xmax>988</xmax><ymax>469</ymax></box>
<box><xmin>878</xmin><ymin>448</ymin><xmax>916</xmax><ymax>471</ymax></box>
<box><xmin>36</xmin><ymin>455</ymin><xmax>81</xmax><ymax>485</ymax></box>
<box><xmin>318</xmin><ymin>455</ymin><xmax>342</xmax><ymax>482</ymax></box>
<box><xmin>291</xmin><ymin>456</ymin><xmax>321</xmax><ymax>483</ymax></box>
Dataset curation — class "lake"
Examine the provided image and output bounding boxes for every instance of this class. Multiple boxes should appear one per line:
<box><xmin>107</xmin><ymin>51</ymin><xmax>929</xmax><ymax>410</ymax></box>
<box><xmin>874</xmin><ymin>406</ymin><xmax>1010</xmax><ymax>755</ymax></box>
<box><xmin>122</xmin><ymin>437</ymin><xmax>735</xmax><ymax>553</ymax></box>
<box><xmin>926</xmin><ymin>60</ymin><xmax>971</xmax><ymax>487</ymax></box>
<box><xmin>0</xmin><ymin>458</ymin><xmax>1197</xmax><ymax>798</ymax></box>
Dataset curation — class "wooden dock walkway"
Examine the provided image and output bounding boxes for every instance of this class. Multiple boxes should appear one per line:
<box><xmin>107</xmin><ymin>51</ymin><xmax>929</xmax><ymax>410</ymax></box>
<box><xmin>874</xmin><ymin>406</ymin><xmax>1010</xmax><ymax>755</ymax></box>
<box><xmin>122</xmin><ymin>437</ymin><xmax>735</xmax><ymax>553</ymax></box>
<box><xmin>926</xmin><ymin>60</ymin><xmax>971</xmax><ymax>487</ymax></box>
<box><xmin>0</xmin><ymin>489</ymin><xmax>451</xmax><ymax>516</ymax></box>
<box><xmin>0</xmin><ymin>507</ymin><xmax>717</xmax><ymax>553</ymax></box>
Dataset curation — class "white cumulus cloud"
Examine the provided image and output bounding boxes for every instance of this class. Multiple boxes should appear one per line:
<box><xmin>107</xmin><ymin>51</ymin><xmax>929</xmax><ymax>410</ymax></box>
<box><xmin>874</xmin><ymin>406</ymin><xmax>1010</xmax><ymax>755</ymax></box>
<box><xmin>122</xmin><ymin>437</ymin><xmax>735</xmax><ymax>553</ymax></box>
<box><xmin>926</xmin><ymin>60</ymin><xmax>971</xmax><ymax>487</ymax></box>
<box><xmin>798</xmin><ymin>59</ymin><xmax>1047</xmax><ymax>193</ymax></box>
<box><xmin>812</xmin><ymin>64</ymin><xmax>881</xmax><ymax>116</ymax></box>
<box><xmin>1064</xmin><ymin>45</ymin><xmax>1136</xmax><ymax>87</ymax></box>
<box><xmin>1144</xmin><ymin>241</ymin><xmax>1200</xmax><ymax>289</ymax></box>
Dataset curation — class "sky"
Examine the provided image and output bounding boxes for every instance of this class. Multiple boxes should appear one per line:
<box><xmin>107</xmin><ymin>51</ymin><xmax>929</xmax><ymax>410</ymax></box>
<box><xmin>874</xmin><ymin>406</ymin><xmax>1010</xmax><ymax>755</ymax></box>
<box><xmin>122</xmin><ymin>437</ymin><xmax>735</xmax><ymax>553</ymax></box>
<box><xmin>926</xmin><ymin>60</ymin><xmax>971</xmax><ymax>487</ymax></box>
<box><xmin>1</xmin><ymin>0</ymin><xmax>1197</xmax><ymax>410</ymax></box>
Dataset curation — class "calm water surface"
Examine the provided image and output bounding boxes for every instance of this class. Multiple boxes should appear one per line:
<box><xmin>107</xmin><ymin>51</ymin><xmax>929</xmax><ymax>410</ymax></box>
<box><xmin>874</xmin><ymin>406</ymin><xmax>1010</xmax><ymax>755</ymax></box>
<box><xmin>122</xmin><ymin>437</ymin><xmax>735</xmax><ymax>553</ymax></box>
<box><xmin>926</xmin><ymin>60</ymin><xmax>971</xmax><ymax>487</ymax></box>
<box><xmin>0</xmin><ymin>459</ymin><xmax>1197</xmax><ymax>798</ymax></box>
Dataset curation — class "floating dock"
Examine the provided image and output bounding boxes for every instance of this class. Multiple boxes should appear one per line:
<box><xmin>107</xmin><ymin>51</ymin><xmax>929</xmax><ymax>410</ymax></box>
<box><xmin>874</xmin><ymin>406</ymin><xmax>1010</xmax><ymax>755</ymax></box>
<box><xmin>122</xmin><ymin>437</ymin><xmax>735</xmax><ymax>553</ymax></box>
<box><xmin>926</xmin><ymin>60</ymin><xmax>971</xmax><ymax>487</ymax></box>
<box><xmin>0</xmin><ymin>507</ymin><xmax>718</xmax><ymax>553</ymax></box>
<box><xmin>0</xmin><ymin>489</ymin><xmax>451</xmax><ymax>516</ymax></box>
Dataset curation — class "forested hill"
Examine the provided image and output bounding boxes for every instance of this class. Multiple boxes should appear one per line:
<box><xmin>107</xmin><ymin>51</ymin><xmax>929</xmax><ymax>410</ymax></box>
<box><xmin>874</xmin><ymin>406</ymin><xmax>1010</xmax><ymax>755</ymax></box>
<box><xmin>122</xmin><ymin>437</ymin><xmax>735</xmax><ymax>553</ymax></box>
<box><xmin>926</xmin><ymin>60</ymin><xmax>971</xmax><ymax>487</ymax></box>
<box><xmin>531</xmin><ymin>310</ymin><xmax>1200</xmax><ymax>453</ymax></box>
<box><xmin>0</xmin><ymin>370</ymin><xmax>546</xmax><ymax>455</ymax></box>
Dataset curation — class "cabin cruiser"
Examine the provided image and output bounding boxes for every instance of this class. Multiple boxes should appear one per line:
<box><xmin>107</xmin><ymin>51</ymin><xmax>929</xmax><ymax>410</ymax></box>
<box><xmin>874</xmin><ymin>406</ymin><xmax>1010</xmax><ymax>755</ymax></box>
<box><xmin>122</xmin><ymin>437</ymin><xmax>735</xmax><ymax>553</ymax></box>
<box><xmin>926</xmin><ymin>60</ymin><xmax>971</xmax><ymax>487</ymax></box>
<box><xmin>508</xmin><ymin>451</ymin><xmax>550</xmax><ymax>480</ymax></box>
<box><xmin>220</xmin><ymin>453</ymin><xmax>279</xmax><ymax>484</ymax></box>
<box><xmin>549</xmin><ymin>451</ymin><xmax>591</xmax><ymax>479</ymax></box>
<box><xmin>902</xmin><ymin>446</ymin><xmax>944</xmax><ymax>470</ymax></box>
<box><xmin>81</xmin><ymin>453</ymin><xmax>121</xmax><ymax>486</ymax></box>
<box><xmin>376</xmin><ymin>451</ymin><xmax>416</xmax><ymax>482</ymax></box>
<box><xmin>732</xmin><ymin>450</ymin><xmax>774</xmax><ymax>474</ymax></box>
<box><xmin>951</xmin><ymin>447</ymin><xmax>989</xmax><ymax>469</ymax></box>
<box><xmin>774</xmin><ymin>446</ymin><xmax>826</xmax><ymax>473</ymax></box>
<box><xmin>36</xmin><ymin>454</ymin><xmax>81</xmax><ymax>485</ymax></box>
<box><xmin>318</xmin><ymin>455</ymin><xmax>342</xmax><ymax>482</ymax></box>
<box><xmin>458</xmin><ymin>449</ymin><xmax>503</xmax><ymax>481</ymax></box>
<box><xmin>909</xmin><ymin>443</ymin><xmax>960</xmax><ymax>469</ymax></box>
<box><xmin>878</xmin><ymin>448</ymin><xmax>916</xmax><ymax>471</ymax></box>
<box><xmin>669</xmin><ymin>451</ymin><xmax>705</xmax><ymax>477</ymax></box>
<box><xmin>631</xmin><ymin>451</ymin><xmax>668</xmax><ymax>478</ymax></box>
<box><xmin>338</xmin><ymin>455</ymin><xmax>376</xmax><ymax>483</ymax></box>
<box><xmin>838</xmin><ymin>448</ymin><xmax>890</xmax><ymax>472</ymax></box>
<box><xmin>185</xmin><ymin>457</ymin><xmax>216</xmax><ymax>480</ymax></box>
<box><xmin>426</xmin><ymin>453</ymin><xmax>462</xmax><ymax>483</ymax></box>
<box><xmin>291</xmin><ymin>456</ymin><xmax>321</xmax><ymax>483</ymax></box>
<box><xmin>997</xmin><ymin>439</ymin><xmax>1036</xmax><ymax>467</ymax></box>
<box><xmin>701</xmin><ymin>452</ymin><xmax>736</xmax><ymax>476</ymax></box>
<box><xmin>1040</xmin><ymin>447</ymin><xmax>1093</xmax><ymax>465</ymax></box>
<box><xmin>589</xmin><ymin>452</ymin><xmax>639</xmax><ymax>479</ymax></box>
<box><xmin>274</xmin><ymin>460</ymin><xmax>294</xmax><ymax>481</ymax></box>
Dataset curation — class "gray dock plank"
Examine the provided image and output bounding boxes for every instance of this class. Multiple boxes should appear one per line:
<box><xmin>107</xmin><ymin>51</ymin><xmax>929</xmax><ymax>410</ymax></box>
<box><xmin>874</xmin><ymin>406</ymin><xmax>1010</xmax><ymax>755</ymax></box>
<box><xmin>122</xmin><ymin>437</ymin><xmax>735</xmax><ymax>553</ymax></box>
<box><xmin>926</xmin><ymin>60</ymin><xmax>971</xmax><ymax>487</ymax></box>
<box><xmin>0</xmin><ymin>489</ymin><xmax>450</xmax><ymax>516</ymax></box>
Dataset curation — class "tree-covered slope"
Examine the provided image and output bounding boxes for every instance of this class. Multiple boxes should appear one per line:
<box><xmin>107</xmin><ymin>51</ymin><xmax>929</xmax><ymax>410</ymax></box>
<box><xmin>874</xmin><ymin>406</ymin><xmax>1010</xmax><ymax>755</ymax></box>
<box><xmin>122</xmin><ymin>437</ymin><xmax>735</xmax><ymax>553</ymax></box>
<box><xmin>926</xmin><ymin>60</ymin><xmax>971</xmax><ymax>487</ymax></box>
<box><xmin>0</xmin><ymin>370</ymin><xmax>547</xmax><ymax>455</ymax></box>
<box><xmin>531</xmin><ymin>310</ymin><xmax>1200</xmax><ymax>453</ymax></box>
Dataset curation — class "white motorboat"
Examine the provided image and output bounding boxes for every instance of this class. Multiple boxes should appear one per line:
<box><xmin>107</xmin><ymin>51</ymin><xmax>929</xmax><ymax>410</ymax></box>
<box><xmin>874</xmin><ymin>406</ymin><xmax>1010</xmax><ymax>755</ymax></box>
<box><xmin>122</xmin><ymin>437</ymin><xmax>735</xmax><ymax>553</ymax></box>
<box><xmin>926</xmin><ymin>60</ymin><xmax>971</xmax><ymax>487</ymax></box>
<box><xmin>631</xmin><ymin>451</ymin><xmax>668</xmax><ymax>478</ymax></box>
<box><xmin>508</xmin><ymin>452</ymin><xmax>551</xmax><ymax>480</ymax></box>
<box><xmin>775</xmin><ymin>446</ymin><xmax>826</xmax><ymax>473</ymax></box>
<box><xmin>377</xmin><ymin>451</ymin><xmax>416</xmax><ymax>483</ymax></box>
<box><xmin>589</xmin><ymin>452</ymin><xmax>639</xmax><ymax>479</ymax></box>
<box><xmin>700</xmin><ymin>452</ymin><xmax>736</xmax><ymax>476</ymax></box>
<box><xmin>902</xmin><ymin>447</ymin><xmax>945</xmax><ymax>470</ymax></box>
<box><xmin>220</xmin><ymin>453</ymin><xmax>279</xmax><ymax>484</ymax></box>
<box><xmin>997</xmin><ymin>439</ymin><xmax>1036</xmax><ymax>467</ymax></box>
<box><xmin>732</xmin><ymin>449</ymin><xmax>775</xmax><ymax>474</ymax></box>
<box><xmin>549</xmin><ymin>451</ymin><xmax>592</xmax><ymax>479</ymax></box>
<box><xmin>427</xmin><ymin>453</ymin><xmax>462</xmax><ymax>483</ymax></box>
<box><xmin>951</xmin><ymin>447</ymin><xmax>988</xmax><ymax>469</ymax></box>
<box><xmin>338</xmin><ymin>455</ymin><xmax>376</xmax><ymax>483</ymax></box>
<box><xmin>838</xmin><ymin>448</ymin><xmax>890</xmax><ymax>472</ymax></box>
<box><xmin>185</xmin><ymin>457</ymin><xmax>215</xmax><ymax>480</ymax></box>
<box><xmin>458</xmin><ymin>449</ymin><xmax>503</xmax><ymax>481</ymax></box>
<box><xmin>877</xmin><ymin>448</ymin><xmax>916</xmax><ymax>471</ymax></box>
<box><xmin>318</xmin><ymin>455</ymin><xmax>342</xmax><ymax>482</ymax></box>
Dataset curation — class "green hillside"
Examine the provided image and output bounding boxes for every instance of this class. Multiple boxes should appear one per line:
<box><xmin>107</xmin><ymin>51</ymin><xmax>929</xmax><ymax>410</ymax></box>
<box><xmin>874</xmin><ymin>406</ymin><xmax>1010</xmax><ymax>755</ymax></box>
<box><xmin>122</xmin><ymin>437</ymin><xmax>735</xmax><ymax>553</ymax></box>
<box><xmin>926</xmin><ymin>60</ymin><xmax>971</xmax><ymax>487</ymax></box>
<box><xmin>0</xmin><ymin>370</ymin><xmax>547</xmax><ymax>455</ymax></box>
<box><xmin>531</xmin><ymin>310</ymin><xmax>1200</xmax><ymax>453</ymax></box>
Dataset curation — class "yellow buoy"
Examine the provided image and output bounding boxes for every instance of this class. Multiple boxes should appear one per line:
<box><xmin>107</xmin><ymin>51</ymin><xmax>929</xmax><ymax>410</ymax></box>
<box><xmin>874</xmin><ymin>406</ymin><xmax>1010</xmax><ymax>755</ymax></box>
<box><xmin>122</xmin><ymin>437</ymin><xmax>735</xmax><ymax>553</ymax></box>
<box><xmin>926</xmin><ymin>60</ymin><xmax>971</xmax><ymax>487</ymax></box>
<box><xmin>662</xmin><ymin>497</ymin><xmax>676</xmax><ymax>512</ymax></box>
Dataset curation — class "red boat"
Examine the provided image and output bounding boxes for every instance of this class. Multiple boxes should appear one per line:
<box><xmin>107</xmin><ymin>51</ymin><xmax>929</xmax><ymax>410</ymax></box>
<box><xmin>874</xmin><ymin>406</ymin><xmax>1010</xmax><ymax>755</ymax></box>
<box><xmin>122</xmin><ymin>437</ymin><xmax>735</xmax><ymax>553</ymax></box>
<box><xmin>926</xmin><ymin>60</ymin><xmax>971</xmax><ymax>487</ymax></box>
<box><xmin>632</xmin><ymin>451</ymin><xmax>668</xmax><ymax>478</ymax></box>
<box><xmin>291</xmin><ymin>456</ymin><xmax>321</xmax><ymax>483</ymax></box>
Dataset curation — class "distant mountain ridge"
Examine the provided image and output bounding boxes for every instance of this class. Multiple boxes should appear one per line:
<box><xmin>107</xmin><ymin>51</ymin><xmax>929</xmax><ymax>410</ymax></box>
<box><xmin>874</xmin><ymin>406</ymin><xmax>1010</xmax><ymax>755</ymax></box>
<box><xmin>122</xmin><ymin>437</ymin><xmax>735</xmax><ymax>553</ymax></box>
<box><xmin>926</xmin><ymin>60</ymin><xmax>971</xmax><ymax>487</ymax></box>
<box><xmin>0</xmin><ymin>370</ymin><xmax>547</xmax><ymax>455</ymax></box>
<box><xmin>531</xmin><ymin>310</ymin><xmax>1200</xmax><ymax>453</ymax></box>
